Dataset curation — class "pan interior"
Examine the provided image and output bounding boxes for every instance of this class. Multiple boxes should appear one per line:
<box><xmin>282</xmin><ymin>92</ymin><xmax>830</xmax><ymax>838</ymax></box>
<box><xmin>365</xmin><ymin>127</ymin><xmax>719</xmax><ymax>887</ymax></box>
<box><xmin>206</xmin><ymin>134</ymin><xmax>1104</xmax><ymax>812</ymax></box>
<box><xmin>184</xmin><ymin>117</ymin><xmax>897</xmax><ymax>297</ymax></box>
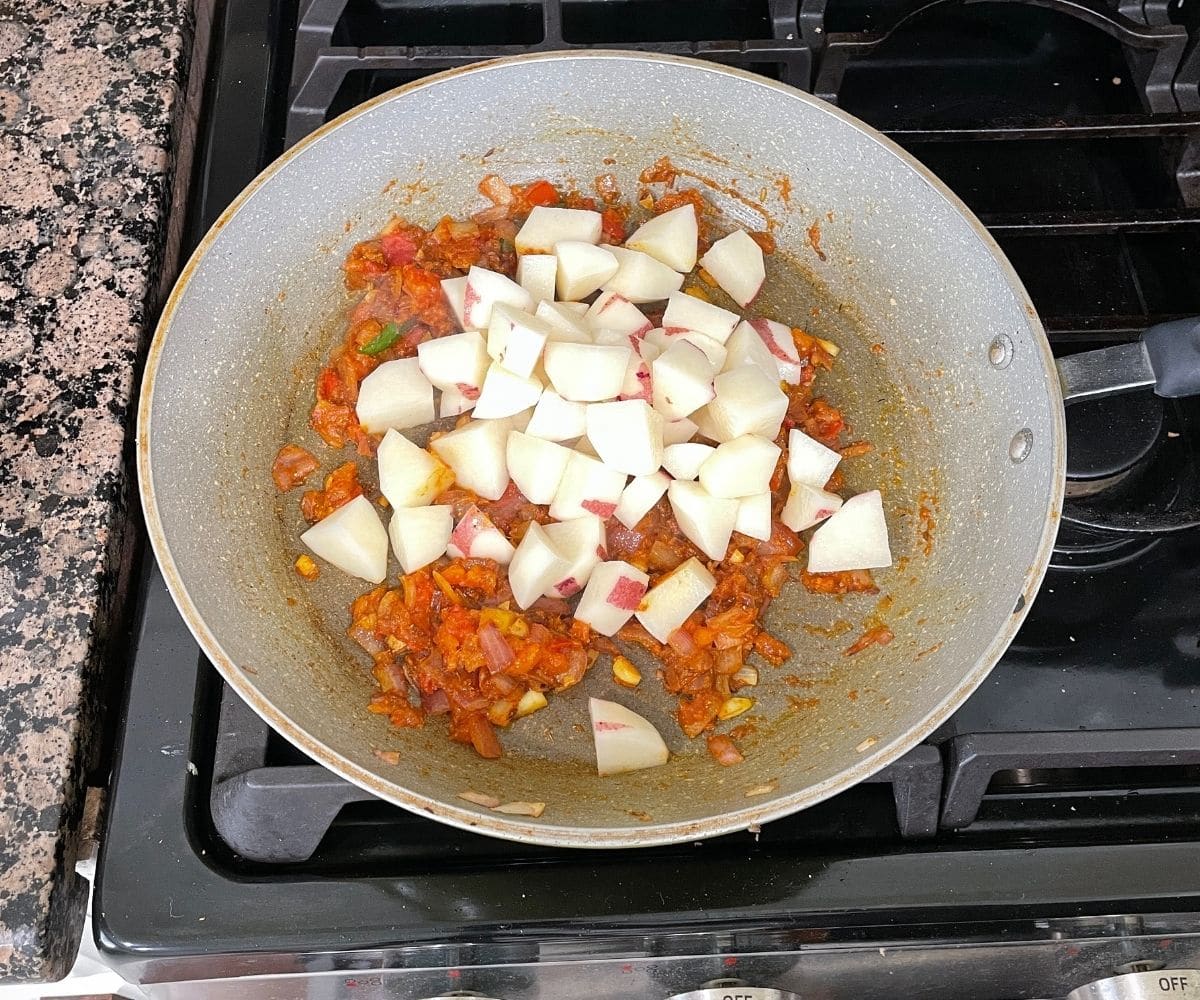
<box><xmin>143</xmin><ymin>53</ymin><xmax>1060</xmax><ymax>843</ymax></box>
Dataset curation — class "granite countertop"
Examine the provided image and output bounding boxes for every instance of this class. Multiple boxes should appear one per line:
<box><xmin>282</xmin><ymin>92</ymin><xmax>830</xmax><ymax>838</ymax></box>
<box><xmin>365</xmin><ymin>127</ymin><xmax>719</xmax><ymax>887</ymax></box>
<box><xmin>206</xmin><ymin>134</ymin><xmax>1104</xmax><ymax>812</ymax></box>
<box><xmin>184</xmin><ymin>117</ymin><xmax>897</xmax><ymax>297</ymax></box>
<box><xmin>0</xmin><ymin>0</ymin><xmax>198</xmax><ymax>982</ymax></box>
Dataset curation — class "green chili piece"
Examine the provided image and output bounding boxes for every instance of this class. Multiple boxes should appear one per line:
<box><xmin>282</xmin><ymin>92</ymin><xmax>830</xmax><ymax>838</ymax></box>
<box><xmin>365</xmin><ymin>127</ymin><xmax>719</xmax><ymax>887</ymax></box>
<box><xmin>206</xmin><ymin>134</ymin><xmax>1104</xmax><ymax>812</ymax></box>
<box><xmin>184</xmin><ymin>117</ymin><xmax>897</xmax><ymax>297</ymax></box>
<box><xmin>359</xmin><ymin>317</ymin><xmax>418</xmax><ymax>356</ymax></box>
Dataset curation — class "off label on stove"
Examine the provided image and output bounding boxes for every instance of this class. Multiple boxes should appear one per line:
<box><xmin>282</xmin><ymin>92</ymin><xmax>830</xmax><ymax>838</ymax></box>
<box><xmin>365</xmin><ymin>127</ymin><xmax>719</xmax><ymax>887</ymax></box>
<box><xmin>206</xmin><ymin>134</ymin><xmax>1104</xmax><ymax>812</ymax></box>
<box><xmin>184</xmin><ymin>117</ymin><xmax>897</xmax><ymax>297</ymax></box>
<box><xmin>1067</xmin><ymin>970</ymin><xmax>1200</xmax><ymax>1000</ymax></box>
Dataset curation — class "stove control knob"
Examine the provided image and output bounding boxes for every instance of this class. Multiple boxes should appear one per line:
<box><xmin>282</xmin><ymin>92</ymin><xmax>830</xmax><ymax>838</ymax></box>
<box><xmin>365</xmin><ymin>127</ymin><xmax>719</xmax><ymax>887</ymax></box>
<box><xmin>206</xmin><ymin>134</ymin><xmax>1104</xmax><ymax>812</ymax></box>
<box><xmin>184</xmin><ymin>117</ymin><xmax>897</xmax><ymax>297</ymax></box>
<box><xmin>667</xmin><ymin>985</ymin><xmax>801</xmax><ymax>1000</ymax></box>
<box><xmin>1068</xmin><ymin>970</ymin><xmax>1200</xmax><ymax>1000</ymax></box>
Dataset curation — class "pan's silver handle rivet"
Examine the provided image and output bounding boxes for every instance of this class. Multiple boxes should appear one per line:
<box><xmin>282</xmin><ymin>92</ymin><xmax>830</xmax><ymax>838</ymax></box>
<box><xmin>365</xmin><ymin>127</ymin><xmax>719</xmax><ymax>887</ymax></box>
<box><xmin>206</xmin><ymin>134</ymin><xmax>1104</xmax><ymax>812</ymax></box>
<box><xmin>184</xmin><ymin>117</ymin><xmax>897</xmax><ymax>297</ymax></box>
<box><xmin>1009</xmin><ymin>428</ymin><xmax>1033</xmax><ymax>463</ymax></box>
<box><xmin>989</xmin><ymin>334</ymin><xmax>1014</xmax><ymax>369</ymax></box>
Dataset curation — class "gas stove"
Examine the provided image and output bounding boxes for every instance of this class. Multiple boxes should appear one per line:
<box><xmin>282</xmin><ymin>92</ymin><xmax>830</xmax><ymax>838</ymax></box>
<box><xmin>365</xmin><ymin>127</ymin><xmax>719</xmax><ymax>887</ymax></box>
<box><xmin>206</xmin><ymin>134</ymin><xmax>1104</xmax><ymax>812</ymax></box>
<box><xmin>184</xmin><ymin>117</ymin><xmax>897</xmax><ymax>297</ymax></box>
<box><xmin>95</xmin><ymin>0</ymin><xmax>1200</xmax><ymax>996</ymax></box>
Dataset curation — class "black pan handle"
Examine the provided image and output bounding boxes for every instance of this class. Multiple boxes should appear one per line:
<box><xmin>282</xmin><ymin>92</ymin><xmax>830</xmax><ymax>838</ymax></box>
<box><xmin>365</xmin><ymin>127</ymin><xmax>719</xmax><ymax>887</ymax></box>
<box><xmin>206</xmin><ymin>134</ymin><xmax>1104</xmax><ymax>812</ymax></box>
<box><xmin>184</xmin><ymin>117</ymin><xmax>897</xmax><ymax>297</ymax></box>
<box><xmin>1057</xmin><ymin>316</ymin><xmax>1200</xmax><ymax>404</ymax></box>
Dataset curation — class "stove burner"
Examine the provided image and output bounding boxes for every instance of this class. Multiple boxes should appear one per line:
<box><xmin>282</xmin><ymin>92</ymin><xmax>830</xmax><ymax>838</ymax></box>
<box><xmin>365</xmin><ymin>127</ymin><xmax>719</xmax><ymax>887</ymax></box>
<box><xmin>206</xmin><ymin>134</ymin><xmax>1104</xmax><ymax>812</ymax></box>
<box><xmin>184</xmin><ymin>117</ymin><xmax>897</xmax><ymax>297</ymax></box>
<box><xmin>1063</xmin><ymin>409</ymin><xmax>1200</xmax><ymax>535</ymax></box>
<box><xmin>1051</xmin><ymin>520</ymin><xmax>1161</xmax><ymax>570</ymax></box>
<box><xmin>1064</xmin><ymin>390</ymin><xmax>1164</xmax><ymax>498</ymax></box>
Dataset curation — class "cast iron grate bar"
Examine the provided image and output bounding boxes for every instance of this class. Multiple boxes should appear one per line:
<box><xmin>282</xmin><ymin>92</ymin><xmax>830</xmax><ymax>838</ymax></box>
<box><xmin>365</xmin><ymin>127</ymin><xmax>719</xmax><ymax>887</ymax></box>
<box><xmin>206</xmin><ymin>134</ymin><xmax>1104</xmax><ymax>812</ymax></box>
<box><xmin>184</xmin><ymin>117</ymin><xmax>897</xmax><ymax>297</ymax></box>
<box><xmin>286</xmin><ymin>0</ymin><xmax>812</xmax><ymax>148</ymax></box>
<box><xmin>881</xmin><ymin>112</ymin><xmax>1200</xmax><ymax>141</ymax></box>
<box><xmin>976</xmin><ymin>208</ymin><xmax>1200</xmax><ymax>234</ymax></box>
<box><xmin>811</xmin><ymin>0</ymin><xmax>1194</xmax><ymax>114</ymax></box>
<box><xmin>940</xmin><ymin>728</ymin><xmax>1200</xmax><ymax>829</ymax></box>
<box><xmin>210</xmin><ymin>680</ymin><xmax>942</xmax><ymax>863</ymax></box>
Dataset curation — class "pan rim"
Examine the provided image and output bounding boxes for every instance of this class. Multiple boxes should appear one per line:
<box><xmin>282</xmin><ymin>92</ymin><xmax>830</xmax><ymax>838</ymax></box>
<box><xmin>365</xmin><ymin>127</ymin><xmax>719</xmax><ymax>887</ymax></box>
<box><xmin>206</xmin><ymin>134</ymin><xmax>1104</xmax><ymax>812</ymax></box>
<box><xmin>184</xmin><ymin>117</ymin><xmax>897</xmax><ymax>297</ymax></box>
<box><xmin>138</xmin><ymin>49</ymin><xmax>1066</xmax><ymax>848</ymax></box>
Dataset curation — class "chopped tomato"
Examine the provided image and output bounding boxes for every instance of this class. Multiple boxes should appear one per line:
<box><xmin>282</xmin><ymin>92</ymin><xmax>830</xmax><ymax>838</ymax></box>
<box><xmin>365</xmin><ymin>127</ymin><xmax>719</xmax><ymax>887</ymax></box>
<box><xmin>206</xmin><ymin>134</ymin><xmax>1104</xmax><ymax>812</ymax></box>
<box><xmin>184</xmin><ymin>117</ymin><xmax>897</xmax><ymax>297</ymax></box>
<box><xmin>520</xmin><ymin>179</ymin><xmax>559</xmax><ymax>208</ymax></box>
<box><xmin>600</xmin><ymin>206</ymin><xmax>627</xmax><ymax>243</ymax></box>
<box><xmin>272</xmin><ymin>444</ymin><xmax>319</xmax><ymax>492</ymax></box>
<box><xmin>300</xmin><ymin>462</ymin><xmax>364</xmax><ymax>523</ymax></box>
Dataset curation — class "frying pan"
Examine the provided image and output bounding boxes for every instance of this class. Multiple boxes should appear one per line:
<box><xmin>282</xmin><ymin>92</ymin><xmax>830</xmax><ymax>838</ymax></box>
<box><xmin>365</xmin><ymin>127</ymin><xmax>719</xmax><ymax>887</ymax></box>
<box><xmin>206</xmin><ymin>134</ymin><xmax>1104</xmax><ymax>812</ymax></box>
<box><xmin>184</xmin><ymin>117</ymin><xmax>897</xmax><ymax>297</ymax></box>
<box><xmin>137</xmin><ymin>51</ymin><xmax>1200</xmax><ymax>848</ymax></box>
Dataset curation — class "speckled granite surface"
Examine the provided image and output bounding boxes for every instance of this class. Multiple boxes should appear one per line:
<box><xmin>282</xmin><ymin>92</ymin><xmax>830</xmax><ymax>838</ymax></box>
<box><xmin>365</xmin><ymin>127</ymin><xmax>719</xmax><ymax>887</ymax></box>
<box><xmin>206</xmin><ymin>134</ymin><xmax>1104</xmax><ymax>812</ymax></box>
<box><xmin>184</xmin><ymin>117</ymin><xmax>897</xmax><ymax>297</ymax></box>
<box><xmin>0</xmin><ymin>0</ymin><xmax>196</xmax><ymax>982</ymax></box>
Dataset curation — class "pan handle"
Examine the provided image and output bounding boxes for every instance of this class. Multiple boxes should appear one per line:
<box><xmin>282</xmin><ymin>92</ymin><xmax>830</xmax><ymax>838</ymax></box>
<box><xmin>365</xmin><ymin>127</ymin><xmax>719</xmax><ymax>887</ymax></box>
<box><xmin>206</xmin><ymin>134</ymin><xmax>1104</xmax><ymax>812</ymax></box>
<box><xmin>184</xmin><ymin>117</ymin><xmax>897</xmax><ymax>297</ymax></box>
<box><xmin>1056</xmin><ymin>316</ymin><xmax>1200</xmax><ymax>404</ymax></box>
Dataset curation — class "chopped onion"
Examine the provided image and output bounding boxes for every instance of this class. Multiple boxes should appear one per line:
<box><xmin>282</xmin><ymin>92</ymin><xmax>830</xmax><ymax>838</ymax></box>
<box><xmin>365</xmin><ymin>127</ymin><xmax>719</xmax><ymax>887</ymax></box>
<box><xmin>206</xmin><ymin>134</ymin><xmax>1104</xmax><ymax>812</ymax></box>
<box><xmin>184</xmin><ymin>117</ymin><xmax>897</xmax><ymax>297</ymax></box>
<box><xmin>458</xmin><ymin>790</ymin><xmax>502</xmax><ymax>808</ymax></box>
<box><xmin>732</xmin><ymin>664</ymin><xmax>759</xmax><ymax>689</ymax></box>
<box><xmin>493</xmin><ymin>800</ymin><xmax>546</xmax><ymax>817</ymax></box>
<box><xmin>489</xmin><ymin>671</ymin><xmax>521</xmax><ymax>696</ymax></box>
<box><xmin>712</xmin><ymin>646</ymin><xmax>744</xmax><ymax>675</ymax></box>
<box><xmin>377</xmin><ymin>658</ymin><xmax>408</xmax><ymax>692</ymax></box>
<box><xmin>707</xmin><ymin>734</ymin><xmax>744</xmax><ymax>767</ymax></box>
<box><xmin>530</xmin><ymin>596</ymin><xmax>572</xmax><ymax>616</ymax></box>
<box><xmin>666</xmin><ymin>628</ymin><xmax>697</xmax><ymax>656</ymax></box>
<box><xmin>421</xmin><ymin>688</ymin><xmax>450</xmax><ymax>715</ymax></box>
<box><xmin>745</xmin><ymin>780</ymin><xmax>778</xmax><ymax>797</ymax></box>
<box><xmin>479</xmin><ymin>173</ymin><xmax>514</xmax><ymax>206</ymax></box>
<box><xmin>557</xmin><ymin>646</ymin><xmax>588</xmax><ymax>689</ymax></box>
<box><xmin>372</xmin><ymin>749</ymin><xmax>401</xmax><ymax>765</ymax></box>
<box><xmin>351</xmin><ymin>624</ymin><xmax>386</xmax><ymax>655</ymax></box>
<box><xmin>479</xmin><ymin>621</ymin><xmax>515</xmax><ymax>673</ymax></box>
<box><xmin>466</xmin><ymin>713</ymin><xmax>502</xmax><ymax>759</ymax></box>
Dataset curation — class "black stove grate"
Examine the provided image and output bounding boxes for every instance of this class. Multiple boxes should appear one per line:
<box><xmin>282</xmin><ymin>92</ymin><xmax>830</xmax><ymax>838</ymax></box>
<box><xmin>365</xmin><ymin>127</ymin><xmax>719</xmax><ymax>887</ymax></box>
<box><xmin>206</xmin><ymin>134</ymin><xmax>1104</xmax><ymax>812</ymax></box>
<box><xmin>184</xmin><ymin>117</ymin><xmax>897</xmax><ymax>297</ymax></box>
<box><xmin>96</xmin><ymin>0</ymin><xmax>1200</xmax><ymax>970</ymax></box>
<box><xmin>286</xmin><ymin>0</ymin><xmax>813</xmax><ymax>148</ymax></box>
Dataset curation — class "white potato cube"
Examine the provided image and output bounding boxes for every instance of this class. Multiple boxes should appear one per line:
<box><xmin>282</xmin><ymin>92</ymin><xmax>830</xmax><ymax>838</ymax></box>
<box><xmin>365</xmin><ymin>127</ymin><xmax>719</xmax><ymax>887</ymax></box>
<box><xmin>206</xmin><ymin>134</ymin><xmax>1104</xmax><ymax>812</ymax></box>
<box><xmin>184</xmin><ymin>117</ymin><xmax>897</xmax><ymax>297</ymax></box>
<box><xmin>525</xmin><ymin>390</ymin><xmax>587</xmax><ymax>441</ymax></box>
<box><xmin>624</xmin><ymin>204</ymin><xmax>698</xmax><ymax>272</ymax></box>
<box><xmin>807</xmin><ymin>490</ymin><xmax>892</xmax><ymax>572</ymax></box>
<box><xmin>662</xmin><ymin>442</ymin><xmax>714</xmax><ymax>481</ymax></box>
<box><xmin>691</xmin><ymin>404</ymin><xmax>731</xmax><ymax>444</ymax></box>
<box><xmin>464</xmin><ymin>265</ymin><xmax>533</xmax><ymax>331</ymax></box>
<box><xmin>543</xmin><ymin>516</ymin><xmax>607</xmax><ymax>597</ymax></box>
<box><xmin>549</xmin><ymin>451</ymin><xmax>628</xmax><ymax>521</ymax></box>
<box><xmin>377</xmin><ymin>429</ymin><xmax>454</xmax><ymax>509</ymax></box>
<box><xmin>635</xmin><ymin>556</ymin><xmax>716</xmax><ymax>643</ymax></box>
<box><xmin>661</xmin><ymin>290</ymin><xmax>739</xmax><ymax>343</ymax></box>
<box><xmin>489</xmin><ymin>307</ymin><xmax>552</xmax><ymax>378</ymax></box>
<box><xmin>555</xmin><ymin>241</ymin><xmax>618</xmax><ymax>300</ymax></box>
<box><xmin>472</xmin><ymin>363</ymin><xmax>543</xmax><ymax>420</ymax></box>
<box><xmin>447</xmin><ymin>505</ymin><xmax>515</xmax><ymax>564</ymax></box>
<box><xmin>300</xmin><ymin>495</ymin><xmax>388</xmax><ymax>583</ymax></box>
<box><xmin>586</xmin><ymin>399</ymin><xmax>664</xmax><ymax>476</ymax></box>
<box><xmin>589</xmin><ymin>697</ymin><xmax>670</xmax><ymax>776</ymax></box>
<box><xmin>429</xmin><ymin>417</ymin><xmax>510</xmax><ymax>500</ymax></box>
<box><xmin>667</xmin><ymin>481</ymin><xmax>738</xmax><ymax>561</ymax></box>
<box><xmin>602</xmin><ymin>245</ymin><xmax>684</xmax><ymax>304</ymax></box>
<box><xmin>575</xmin><ymin>561</ymin><xmax>650</xmax><ymax>637</ymax></box>
<box><xmin>724</xmin><ymin>319</ymin><xmax>779</xmax><ymax>382</ymax></box>
<box><xmin>592</xmin><ymin>327</ymin><xmax>634</xmax><ymax>348</ymax></box>
<box><xmin>651</xmin><ymin>339</ymin><xmax>717</xmax><ymax>419</ymax></box>
<box><xmin>619</xmin><ymin>356</ymin><xmax>653</xmax><ymax>403</ymax></box>
<box><xmin>643</xmin><ymin>326</ymin><xmax>671</xmax><ymax>353</ymax></box>
<box><xmin>560</xmin><ymin>301</ymin><xmax>589</xmax><ymax>315</ymax></box>
<box><xmin>707</xmin><ymin>366</ymin><xmax>787</xmax><ymax>440</ymax></box>
<box><xmin>673</xmin><ymin>331</ymin><xmax>727</xmax><ymax>370</ymax></box>
<box><xmin>515</xmin><ymin>206</ymin><xmax>602</xmax><ymax>253</ymax></box>
<box><xmin>355</xmin><ymin>358</ymin><xmax>434</xmax><ymax>434</ymax></box>
<box><xmin>788</xmin><ymin>427</ymin><xmax>842</xmax><ymax>487</ymax></box>
<box><xmin>544</xmin><ymin>342</ymin><xmax>631</xmax><ymax>402</ymax></box>
<box><xmin>516</xmin><ymin>254</ymin><xmax>557</xmax><ymax>303</ymax></box>
<box><xmin>506</xmin><ymin>431</ymin><xmax>572</xmax><ymax>504</ymax></box>
<box><xmin>698</xmin><ymin>229</ymin><xmax>765</xmax><ymax>308</ymax></box>
<box><xmin>699</xmin><ymin>435</ymin><xmax>781</xmax><ymax>499</ymax></box>
<box><xmin>734</xmin><ymin>492</ymin><xmax>773</xmax><ymax>541</ymax></box>
<box><xmin>388</xmin><ymin>505</ymin><xmax>453</xmax><ymax>573</ymax></box>
<box><xmin>746</xmin><ymin>317</ymin><xmax>804</xmax><ymax>384</ymax></box>
<box><xmin>417</xmin><ymin>330</ymin><xmax>489</xmax><ymax>394</ymax></box>
<box><xmin>781</xmin><ymin>482</ymin><xmax>843</xmax><ymax>533</ymax></box>
<box><xmin>439</xmin><ymin>386</ymin><xmax>475</xmax><ymax>418</ymax></box>
<box><xmin>508</xmin><ymin>522</ymin><xmax>571</xmax><ymax>609</ymax></box>
<box><xmin>585</xmin><ymin>290</ymin><xmax>652</xmax><ymax>344</ymax></box>
<box><xmin>614</xmin><ymin>471</ymin><xmax>670</xmax><ymax>529</ymax></box>
<box><xmin>535</xmin><ymin>299</ymin><xmax>592</xmax><ymax>342</ymax></box>
<box><xmin>440</xmin><ymin>275</ymin><xmax>469</xmax><ymax>329</ymax></box>
<box><xmin>662</xmin><ymin>417</ymin><xmax>699</xmax><ymax>445</ymax></box>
